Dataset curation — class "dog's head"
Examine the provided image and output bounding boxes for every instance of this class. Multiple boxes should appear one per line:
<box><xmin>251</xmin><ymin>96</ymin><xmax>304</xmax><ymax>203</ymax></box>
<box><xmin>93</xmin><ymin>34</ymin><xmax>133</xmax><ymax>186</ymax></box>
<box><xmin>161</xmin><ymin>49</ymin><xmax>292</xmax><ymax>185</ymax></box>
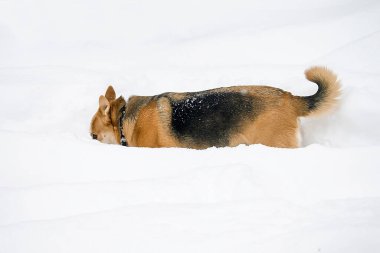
<box><xmin>90</xmin><ymin>85</ymin><xmax>125</xmax><ymax>144</ymax></box>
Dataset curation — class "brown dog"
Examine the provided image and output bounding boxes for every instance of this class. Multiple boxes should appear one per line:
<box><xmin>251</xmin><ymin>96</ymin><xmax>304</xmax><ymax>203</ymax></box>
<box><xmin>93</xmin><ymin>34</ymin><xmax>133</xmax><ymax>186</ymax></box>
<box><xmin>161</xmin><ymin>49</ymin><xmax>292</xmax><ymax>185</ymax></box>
<box><xmin>90</xmin><ymin>66</ymin><xmax>340</xmax><ymax>149</ymax></box>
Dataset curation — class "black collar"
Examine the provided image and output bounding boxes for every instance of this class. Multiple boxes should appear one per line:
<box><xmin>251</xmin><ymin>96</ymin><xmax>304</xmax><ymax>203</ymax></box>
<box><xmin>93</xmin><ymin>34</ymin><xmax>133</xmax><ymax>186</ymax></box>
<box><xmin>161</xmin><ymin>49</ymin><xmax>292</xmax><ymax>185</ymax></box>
<box><xmin>118</xmin><ymin>105</ymin><xmax>128</xmax><ymax>146</ymax></box>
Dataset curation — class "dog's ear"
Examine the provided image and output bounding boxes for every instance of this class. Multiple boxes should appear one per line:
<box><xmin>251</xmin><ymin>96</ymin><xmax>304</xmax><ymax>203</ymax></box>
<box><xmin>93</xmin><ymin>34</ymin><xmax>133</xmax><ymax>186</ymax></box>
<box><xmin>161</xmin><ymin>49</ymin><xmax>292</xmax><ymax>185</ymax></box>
<box><xmin>105</xmin><ymin>85</ymin><xmax>116</xmax><ymax>102</ymax></box>
<box><xmin>99</xmin><ymin>95</ymin><xmax>110</xmax><ymax>115</ymax></box>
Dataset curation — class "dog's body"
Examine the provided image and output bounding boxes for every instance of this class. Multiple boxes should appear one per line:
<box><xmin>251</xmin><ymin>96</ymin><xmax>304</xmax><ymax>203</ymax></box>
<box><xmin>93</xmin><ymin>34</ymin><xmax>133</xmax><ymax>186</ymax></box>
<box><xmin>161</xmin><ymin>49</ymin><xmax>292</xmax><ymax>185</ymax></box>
<box><xmin>90</xmin><ymin>67</ymin><xmax>340</xmax><ymax>149</ymax></box>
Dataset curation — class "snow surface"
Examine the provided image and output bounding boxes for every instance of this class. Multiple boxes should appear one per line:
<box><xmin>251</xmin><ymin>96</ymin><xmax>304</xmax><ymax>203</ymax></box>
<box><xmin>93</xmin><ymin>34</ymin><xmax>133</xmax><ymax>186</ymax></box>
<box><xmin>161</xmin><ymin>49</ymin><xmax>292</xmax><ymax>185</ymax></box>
<box><xmin>1</xmin><ymin>0</ymin><xmax>380</xmax><ymax>252</ymax></box>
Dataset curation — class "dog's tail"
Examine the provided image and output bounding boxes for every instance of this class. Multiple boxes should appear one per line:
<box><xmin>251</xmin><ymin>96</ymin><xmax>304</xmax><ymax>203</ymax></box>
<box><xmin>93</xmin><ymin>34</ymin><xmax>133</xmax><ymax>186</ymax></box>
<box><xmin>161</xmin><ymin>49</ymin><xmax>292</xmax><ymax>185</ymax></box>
<box><xmin>294</xmin><ymin>66</ymin><xmax>341</xmax><ymax>117</ymax></box>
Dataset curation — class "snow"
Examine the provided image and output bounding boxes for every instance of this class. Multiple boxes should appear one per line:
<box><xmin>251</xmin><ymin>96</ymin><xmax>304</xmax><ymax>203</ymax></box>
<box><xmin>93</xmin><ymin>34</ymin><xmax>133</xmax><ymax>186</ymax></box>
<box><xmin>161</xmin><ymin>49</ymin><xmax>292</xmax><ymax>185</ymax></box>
<box><xmin>1</xmin><ymin>0</ymin><xmax>380</xmax><ymax>252</ymax></box>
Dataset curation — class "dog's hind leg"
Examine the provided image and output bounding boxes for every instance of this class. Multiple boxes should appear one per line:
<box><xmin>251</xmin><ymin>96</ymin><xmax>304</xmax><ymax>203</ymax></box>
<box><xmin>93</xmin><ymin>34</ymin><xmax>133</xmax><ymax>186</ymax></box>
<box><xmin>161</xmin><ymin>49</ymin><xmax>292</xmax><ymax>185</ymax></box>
<box><xmin>243</xmin><ymin>112</ymin><xmax>300</xmax><ymax>148</ymax></box>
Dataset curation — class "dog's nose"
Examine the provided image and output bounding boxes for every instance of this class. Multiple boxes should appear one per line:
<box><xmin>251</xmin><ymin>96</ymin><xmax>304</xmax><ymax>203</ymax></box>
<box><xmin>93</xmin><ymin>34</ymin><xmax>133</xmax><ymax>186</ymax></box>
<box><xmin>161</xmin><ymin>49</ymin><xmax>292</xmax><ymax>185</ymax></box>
<box><xmin>92</xmin><ymin>133</ymin><xmax>97</xmax><ymax>140</ymax></box>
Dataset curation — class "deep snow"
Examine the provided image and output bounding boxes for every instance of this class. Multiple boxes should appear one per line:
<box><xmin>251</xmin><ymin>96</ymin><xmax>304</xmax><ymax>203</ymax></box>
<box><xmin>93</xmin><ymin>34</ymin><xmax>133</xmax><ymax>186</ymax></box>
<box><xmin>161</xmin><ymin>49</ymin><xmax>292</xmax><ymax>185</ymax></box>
<box><xmin>1</xmin><ymin>0</ymin><xmax>380</xmax><ymax>252</ymax></box>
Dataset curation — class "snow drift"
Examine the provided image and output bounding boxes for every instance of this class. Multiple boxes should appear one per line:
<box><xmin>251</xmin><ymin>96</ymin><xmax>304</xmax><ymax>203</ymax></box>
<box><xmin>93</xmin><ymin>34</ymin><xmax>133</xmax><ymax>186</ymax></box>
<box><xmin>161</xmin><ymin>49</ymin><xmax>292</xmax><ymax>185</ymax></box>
<box><xmin>1</xmin><ymin>0</ymin><xmax>380</xmax><ymax>252</ymax></box>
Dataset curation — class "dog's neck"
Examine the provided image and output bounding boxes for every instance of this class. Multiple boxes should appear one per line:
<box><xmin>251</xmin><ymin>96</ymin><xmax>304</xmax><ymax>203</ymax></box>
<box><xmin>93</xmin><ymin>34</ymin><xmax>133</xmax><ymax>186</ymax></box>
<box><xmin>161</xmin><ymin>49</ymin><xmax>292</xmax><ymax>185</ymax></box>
<box><xmin>110</xmin><ymin>95</ymin><xmax>152</xmax><ymax>147</ymax></box>
<box><xmin>108</xmin><ymin>96</ymin><xmax>128</xmax><ymax>146</ymax></box>
<box><xmin>118</xmin><ymin>105</ymin><xmax>128</xmax><ymax>146</ymax></box>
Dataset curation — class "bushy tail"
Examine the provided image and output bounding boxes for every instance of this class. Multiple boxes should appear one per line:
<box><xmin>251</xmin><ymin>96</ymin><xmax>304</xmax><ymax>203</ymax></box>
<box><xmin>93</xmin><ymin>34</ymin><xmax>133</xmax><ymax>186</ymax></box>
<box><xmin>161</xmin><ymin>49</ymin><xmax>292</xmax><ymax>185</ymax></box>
<box><xmin>295</xmin><ymin>66</ymin><xmax>341</xmax><ymax>117</ymax></box>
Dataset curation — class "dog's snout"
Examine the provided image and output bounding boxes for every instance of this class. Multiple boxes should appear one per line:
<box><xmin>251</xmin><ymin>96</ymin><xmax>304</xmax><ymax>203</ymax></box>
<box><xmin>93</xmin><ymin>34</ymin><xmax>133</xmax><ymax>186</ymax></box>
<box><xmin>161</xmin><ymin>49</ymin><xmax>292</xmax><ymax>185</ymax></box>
<box><xmin>91</xmin><ymin>133</ymin><xmax>97</xmax><ymax>140</ymax></box>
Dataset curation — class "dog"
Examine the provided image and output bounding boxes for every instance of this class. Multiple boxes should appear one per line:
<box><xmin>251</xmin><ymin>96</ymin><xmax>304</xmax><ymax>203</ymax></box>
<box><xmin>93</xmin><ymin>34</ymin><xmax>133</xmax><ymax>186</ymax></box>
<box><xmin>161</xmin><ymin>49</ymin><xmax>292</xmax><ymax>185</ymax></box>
<box><xmin>90</xmin><ymin>66</ymin><xmax>340</xmax><ymax>149</ymax></box>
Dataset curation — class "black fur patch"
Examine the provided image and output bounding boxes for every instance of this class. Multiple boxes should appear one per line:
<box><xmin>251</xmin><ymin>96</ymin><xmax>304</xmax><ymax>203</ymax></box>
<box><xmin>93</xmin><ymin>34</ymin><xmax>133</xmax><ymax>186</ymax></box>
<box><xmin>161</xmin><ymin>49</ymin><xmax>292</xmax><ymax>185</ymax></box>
<box><xmin>169</xmin><ymin>91</ymin><xmax>258</xmax><ymax>147</ymax></box>
<box><xmin>305</xmin><ymin>80</ymin><xmax>326</xmax><ymax>111</ymax></box>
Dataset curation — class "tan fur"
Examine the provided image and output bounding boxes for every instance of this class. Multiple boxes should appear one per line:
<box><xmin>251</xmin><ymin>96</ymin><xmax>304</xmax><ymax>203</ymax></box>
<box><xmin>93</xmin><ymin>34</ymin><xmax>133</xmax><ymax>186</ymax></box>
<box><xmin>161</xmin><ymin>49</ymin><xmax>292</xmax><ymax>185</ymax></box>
<box><xmin>294</xmin><ymin>66</ymin><xmax>341</xmax><ymax>117</ymax></box>
<box><xmin>306</xmin><ymin>66</ymin><xmax>341</xmax><ymax>116</ymax></box>
<box><xmin>228</xmin><ymin>92</ymin><xmax>299</xmax><ymax>148</ymax></box>
<box><xmin>90</xmin><ymin>66</ymin><xmax>341</xmax><ymax>149</ymax></box>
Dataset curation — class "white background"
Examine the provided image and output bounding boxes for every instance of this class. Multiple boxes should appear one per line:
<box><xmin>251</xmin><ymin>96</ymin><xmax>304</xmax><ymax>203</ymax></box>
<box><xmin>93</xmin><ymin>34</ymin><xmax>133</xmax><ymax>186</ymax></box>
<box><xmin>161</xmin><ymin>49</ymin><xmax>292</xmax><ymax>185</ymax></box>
<box><xmin>1</xmin><ymin>0</ymin><xmax>380</xmax><ymax>252</ymax></box>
